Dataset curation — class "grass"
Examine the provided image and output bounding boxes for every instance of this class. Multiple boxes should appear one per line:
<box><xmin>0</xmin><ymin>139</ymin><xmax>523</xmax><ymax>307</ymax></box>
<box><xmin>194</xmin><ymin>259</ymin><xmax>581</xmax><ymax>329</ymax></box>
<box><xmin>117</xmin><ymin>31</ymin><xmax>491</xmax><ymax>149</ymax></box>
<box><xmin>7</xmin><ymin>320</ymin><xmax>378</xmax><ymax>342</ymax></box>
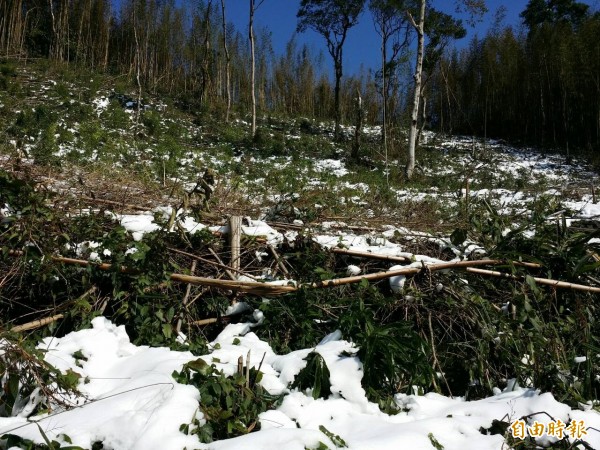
<box><xmin>2</xmin><ymin>59</ymin><xmax>592</xmax><ymax>235</ymax></box>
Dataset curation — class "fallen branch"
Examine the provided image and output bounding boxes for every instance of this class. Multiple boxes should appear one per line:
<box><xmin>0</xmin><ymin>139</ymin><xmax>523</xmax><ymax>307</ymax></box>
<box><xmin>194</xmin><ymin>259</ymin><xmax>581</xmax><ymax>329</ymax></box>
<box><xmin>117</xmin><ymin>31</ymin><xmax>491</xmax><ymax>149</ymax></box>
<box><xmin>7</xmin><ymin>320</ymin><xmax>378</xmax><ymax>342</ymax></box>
<box><xmin>331</xmin><ymin>248</ymin><xmax>542</xmax><ymax>269</ymax></box>
<box><xmin>466</xmin><ymin>268</ymin><xmax>600</xmax><ymax>294</ymax></box>
<box><xmin>80</xmin><ymin>196</ymin><xmax>150</xmax><ymax>212</ymax></box>
<box><xmin>168</xmin><ymin>247</ymin><xmax>244</xmax><ymax>280</ymax></box>
<box><xmin>208</xmin><ymin>247</ymin><xmax>239</xmax><ymax>281</ymax></box>
<box><xmin>268</xmin><ymin>244</ymin><xmax>290</xmax><ymax>276</ymax></box>
<box><xmin>7</xmin><ymin>250</ymin><xmax>597</xmax><ymax>296</ymax></box>
<box><xmin>11</xmin><ymin>314</ymin><xmax>64</xmax><ymax>333</ymax></box>
<box><xmin>310</xmin><ymin>266</ymin><xmax>421</xmax><ymax>288</ymax></box>
<box><xmin>331</xmin><ymin>247</ymin><xmax>410</xmax><ymax>263</ymax></box>
<box><xmin>428</xmin><ymin>259</ymin><xmax>542</xmax><ymax>270</ymax></box>
<box><xmin>192</xmin><ymin>318</ymin><xmax>220</xmax><ymax>326</ymax></box>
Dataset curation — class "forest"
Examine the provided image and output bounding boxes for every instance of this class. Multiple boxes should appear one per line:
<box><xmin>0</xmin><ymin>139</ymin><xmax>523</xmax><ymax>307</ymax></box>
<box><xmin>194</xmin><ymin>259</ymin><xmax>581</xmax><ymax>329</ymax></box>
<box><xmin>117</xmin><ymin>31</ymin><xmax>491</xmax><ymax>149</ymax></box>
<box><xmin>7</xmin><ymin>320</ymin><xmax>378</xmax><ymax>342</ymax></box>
<box><xmin>1</xmin><ymin>0</ymin><xmax>599</xmax><ymax>156</ymax></box>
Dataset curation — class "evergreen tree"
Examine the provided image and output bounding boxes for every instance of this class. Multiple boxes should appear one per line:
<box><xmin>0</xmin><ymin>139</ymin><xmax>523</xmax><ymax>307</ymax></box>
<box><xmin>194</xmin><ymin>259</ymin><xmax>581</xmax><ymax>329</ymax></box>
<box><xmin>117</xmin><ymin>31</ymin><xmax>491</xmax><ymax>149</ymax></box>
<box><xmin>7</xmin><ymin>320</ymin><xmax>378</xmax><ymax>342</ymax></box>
<box><xmin>297</xmin><ymin>0</ymin><xmax>366</xmax><ymax>140</ymax></box>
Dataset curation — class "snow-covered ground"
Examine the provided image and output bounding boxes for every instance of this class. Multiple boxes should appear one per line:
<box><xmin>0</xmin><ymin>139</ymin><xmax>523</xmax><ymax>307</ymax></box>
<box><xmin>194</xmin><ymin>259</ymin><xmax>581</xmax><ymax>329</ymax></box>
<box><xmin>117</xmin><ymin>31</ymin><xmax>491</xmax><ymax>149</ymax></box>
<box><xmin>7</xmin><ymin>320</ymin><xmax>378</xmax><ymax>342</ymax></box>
<box><xmin>1</xmin><ymin>317</ymin><xmax>599</xmax><ymax>450</ymax></box>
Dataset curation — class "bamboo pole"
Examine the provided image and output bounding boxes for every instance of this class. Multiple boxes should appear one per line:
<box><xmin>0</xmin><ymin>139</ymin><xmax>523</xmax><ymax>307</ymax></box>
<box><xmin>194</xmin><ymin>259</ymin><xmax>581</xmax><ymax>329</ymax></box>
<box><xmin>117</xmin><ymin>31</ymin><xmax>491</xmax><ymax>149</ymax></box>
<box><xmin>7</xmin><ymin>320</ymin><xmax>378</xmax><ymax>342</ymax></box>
<box><xmin>330</xmin><ymin>248</ymin><xmax>542</xmax><ymax>269</ymax></box>
<box><xmin>310</xmin><ymin>266</ymin><xmax>422</xmax><ymax>288</ymax></box>
<box><xmin>11</xmin><ymin>314</ymin><xmax>64</xmax><ymax>332</ymax></box>
<box><xmin>331</xmin><ymin>247</ymin><xmax>410</xmax><ymax>263</ymax></box>
<box><xmin>7</xmin><ymin>250</ymin><xmax>597</xmax><ymax>296</ymax></box>
<box><xmin>466</xmin><ymin>268</ymin><xmax>600</xmax><ymax>294</ymax></box>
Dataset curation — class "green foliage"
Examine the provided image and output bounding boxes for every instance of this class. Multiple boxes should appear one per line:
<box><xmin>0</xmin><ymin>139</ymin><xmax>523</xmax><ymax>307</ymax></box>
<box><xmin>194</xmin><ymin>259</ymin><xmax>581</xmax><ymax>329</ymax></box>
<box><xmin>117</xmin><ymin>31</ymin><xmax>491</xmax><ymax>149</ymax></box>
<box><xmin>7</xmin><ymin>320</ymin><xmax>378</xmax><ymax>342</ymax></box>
<box><xmin>32</xmin><ymin>123</ymin><xmax>60</xmax><ymax>166</ymax></box>
<box><xmin>0</xmin><ymin>339</ymin><xmax>81</xmax><ymax>420</ymax></box>
<box><xmin>155</xmin><ymin>136</ymin><xmax>185</xmax><ymax>178</ymax></box>
<box><xmin>337</xmin><ymin>291</ymin><xmax>432</xmax><ymax>405</ymax></box>
<box><xmin>0</xmin><ymin>61</ymin><xmax>17</xmax><ymax>90</ymax></box>
<box><xmin>103</xmin><ymin>103</ymin><xmax>131</xmax><ymax>131</ymax></box>
<box><xmin>318</xmin><ymin>426</ymin><xmax>347</xmax><ymax>448</ymax></box>
<box><xmin>142</xmin><ymin>111</ymin><xmax>162</xmax><ymax>136</ymax></box>
<box><xmin>521</xmin><ymin>0</ymin><xmax>590</xmax><ymax>29</ymax></box>
<box><xmin>1</xmin><ymin>433</ymin><xmax>84</xmax><ymax>450</ymax></box>
<box><xmin>257</xmin><ymin>288</ymin><xmax>338</xmax><ymax>354</ymax></box>
<box><xmin>78</xmin><ymin>120</ymin><xmax>106</xmax><ymax>157</ymax></box>
<box><xmin>0</xmin><ymin>169</ymin><xmax>211</xmax><ymax>353</ymax></box>
<box><xmin>173</xmin><ymin>360</ymin><xmax>280</xmax><ymax>443</ymax></box>
<box><xmin>428</xmin><ymin>432</ymin><xmax>445</xmax><ymax>450</ymax></box>
<box><xmin>292</xmin><ymin>352</ymin><xmax>332</xmax><ymax>399</ymax></box>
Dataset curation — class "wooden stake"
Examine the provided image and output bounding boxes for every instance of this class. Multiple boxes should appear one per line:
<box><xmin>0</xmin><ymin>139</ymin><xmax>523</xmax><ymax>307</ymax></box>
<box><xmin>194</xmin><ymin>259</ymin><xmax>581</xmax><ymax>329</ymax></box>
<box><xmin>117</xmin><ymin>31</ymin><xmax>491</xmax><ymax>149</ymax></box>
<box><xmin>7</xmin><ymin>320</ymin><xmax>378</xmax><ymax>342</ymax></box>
<box><xmin>229</xmin><ymin>216</ymin><xmax>242</xmax><ymax>278</ymax></box>
<box><xmin>237</xmin><ymin>355</ymin><xmax>243</xmax><ymax>375</ymax></box>
<box><xmin>245</xmin><ymin>349</ymin><xmax>251</xmax><ymax>389</ymax></box>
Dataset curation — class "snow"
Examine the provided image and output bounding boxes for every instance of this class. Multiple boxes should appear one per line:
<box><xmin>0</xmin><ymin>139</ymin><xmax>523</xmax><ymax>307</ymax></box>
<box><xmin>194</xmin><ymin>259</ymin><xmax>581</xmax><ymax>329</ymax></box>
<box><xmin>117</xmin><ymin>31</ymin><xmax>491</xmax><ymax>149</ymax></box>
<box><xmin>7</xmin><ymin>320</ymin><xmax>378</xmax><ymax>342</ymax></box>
<box><xmin>2</xmin><ymin>318</ymin><xmax>599</xmax><ymax>450</ymax></box>
<box><xmin>313</xmin><ymin>159</ymin><xmax>349</xmax><ymax>177</ymax></box>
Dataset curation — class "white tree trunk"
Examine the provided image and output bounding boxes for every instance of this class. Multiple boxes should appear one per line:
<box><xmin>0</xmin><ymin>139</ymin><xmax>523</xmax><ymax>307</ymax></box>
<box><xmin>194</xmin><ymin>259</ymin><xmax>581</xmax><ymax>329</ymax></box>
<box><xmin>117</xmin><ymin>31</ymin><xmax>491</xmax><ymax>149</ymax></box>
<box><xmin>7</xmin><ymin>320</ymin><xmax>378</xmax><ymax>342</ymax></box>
<box><xmin>405</xmin><ymin>0</ymin><xmax>426</xmax><ymax>180</ymax></box>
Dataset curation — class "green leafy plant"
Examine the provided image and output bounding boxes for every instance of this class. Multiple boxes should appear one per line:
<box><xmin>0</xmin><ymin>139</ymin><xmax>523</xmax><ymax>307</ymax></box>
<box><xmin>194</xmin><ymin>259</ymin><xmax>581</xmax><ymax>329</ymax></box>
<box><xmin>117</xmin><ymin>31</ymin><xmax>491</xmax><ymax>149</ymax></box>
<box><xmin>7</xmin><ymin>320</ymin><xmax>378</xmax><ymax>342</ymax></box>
<box><xmin>292</xmin><ymin>352</ymin><xmax>332</xmax><ymax>399</ymax></box>
<box><xmin>173</xmin><ymin>359</ymin><xmax>280</xmax><ymax>443</ymax></box>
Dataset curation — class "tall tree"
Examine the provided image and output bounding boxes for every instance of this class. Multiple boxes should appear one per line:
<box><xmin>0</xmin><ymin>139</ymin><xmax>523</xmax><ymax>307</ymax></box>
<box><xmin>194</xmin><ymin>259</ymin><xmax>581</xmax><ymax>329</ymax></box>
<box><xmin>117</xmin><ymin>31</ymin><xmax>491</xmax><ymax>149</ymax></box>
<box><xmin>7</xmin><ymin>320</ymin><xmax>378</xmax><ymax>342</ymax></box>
<box><xmin>405</xmin><ymin>0</ymin><xmax>426</xmax><ymax>180</ymax></box>
<box><xmin>404</xmin><ymin>0</ymin><xmax>485</xmax><ymax>179</ymax></box>
<box><xmin>220</xmin><ymin>0</ymin><xmax>232</xmax><ymax>122</ymax></box>
<box><xmin>370</xmin><ymin>0</ymin><xmax>410</xmax><ymax>168</ymax></box>
<box><xmin>521</xmin><ymin>0</ymin><xmax>589</xmax><ymax>30</ymax></box>
<box><xmin>249</xmin><ymin>0</ymin><xmax>267</xmax><ymax>138</ymax></box>
<box><xmin>417</xmin><ymin>9</ymin><xmax>466</xmax><ymax>143</ymax></box>
<box><xmin>297</xmin><ymin>0</ymin><xmax>365</xmax><ymax>140</ymax></box>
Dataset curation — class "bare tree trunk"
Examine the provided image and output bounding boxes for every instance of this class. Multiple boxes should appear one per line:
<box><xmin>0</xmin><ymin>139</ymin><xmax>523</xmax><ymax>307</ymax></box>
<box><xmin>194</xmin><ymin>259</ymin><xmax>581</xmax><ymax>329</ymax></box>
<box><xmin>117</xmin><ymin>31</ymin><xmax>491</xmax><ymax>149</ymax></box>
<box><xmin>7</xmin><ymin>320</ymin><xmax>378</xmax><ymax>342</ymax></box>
<box><xmin>333</xmin><ymin>61</ymin><xmax>342</xmax><ymax>140</ymax></box>
<box><xmin>416</xmin><ymin>94</ymin><xmax>427</xmax><ymax>145</ymax></box>
<box><xmin>201</xmin><ymin>1</ymin><xmax>212</xmax><ymax>105</ymax></box>
<box><xmin>220</xmin><ymin>0</ymin><xmax>231</xmax><ymax>122</ymax></box>
<box><xmin>133</xmin><ymin>13</ymin><xmax>142</xmax><ymax>131</ymax></box>
<box><xmin>48</xmin><ymin>0</ymin><xmax>58</xmax><ymax>59</ymax></box>
<box><xmin>351</xmin><ymin>88</ymin><xmax>363</xmax><ymax>160</ymax></box>
<box><xmin>405</xmin><ymin>0</ymin><xmax>426</xmax><ymax>180</ymax></box>
<box><xmin>381</xmin><ymin>32</ymin><xmax>388</xmax><ymax>183</ymax></box>
<box><xmin>249</xmin><ymin>0</ymin><xmax>257</xmax><ymax>138</ymax></box>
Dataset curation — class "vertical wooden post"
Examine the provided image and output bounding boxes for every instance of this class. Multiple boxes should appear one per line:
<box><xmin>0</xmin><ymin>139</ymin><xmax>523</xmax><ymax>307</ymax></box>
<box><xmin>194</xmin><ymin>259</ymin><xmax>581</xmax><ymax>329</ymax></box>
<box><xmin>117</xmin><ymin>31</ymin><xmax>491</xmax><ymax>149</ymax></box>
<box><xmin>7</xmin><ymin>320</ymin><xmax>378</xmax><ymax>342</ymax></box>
<box><xmin>229</xmin><ymin>216</ymin><xmax>242</xmax><ymax>278</ymax></box>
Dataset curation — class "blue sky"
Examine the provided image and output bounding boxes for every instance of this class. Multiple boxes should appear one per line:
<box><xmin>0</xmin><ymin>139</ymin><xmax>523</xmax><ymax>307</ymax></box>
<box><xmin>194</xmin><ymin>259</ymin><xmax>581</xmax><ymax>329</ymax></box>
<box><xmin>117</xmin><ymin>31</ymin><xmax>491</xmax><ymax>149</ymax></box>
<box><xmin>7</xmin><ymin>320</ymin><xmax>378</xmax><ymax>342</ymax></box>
<box><xmin>225</xmin><ymin>0</ymin><xmax>599</xmax><ymax>76</ymax></box>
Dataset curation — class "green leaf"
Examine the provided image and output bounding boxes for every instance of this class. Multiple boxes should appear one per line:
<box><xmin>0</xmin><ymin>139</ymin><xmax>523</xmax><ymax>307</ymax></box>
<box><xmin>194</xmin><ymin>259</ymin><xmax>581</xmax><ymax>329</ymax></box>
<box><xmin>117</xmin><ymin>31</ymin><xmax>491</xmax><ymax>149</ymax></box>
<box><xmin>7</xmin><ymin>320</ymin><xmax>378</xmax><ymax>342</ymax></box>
<box><xmin>162</xmin><ymin>323</ymin><xmax>173</xmax><ymax>339</ymax></box>
<box><xmin>184</xmin><ymin>358</ymin><xmax>211</xmax><ymax>376</ymax></box>
<box><xmin>319</xmin><ymin>425</ymin><xmax>347</xmax><ymax>448</ymax></box>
